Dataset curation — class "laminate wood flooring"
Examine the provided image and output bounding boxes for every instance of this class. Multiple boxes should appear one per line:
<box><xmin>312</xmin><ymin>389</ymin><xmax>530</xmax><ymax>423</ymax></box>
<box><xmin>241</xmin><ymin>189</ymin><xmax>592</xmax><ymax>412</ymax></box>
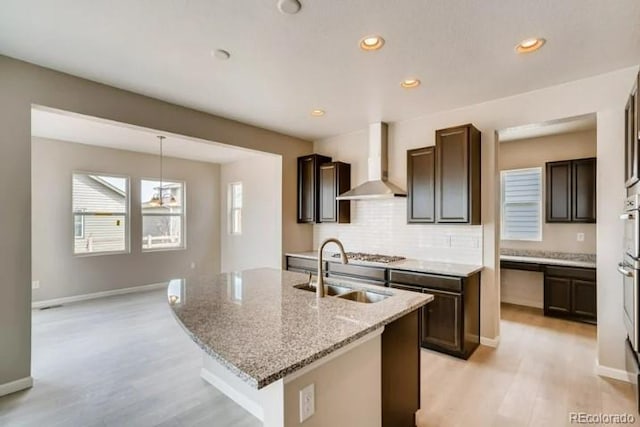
<box><xmin>0</xmin><ymin>289</ymin><xmax>261</xmax><ymax>427</ymax></box>
<box><xmin>418</xmin><ymin>304</ymin><xmax>638</xmax><ymax>427</ymax></box>
<box><xmin>0</xmin><ymin>292</ymin><xmax>636</xmax><ymax>427</ymax></box>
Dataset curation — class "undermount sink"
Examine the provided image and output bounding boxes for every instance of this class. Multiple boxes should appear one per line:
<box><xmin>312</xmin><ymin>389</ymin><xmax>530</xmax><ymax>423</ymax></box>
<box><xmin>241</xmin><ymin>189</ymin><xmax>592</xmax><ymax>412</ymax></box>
<box><xmin>294</xmin><ymin>283</ymin><xmax>352</xmax><ymax>296</ymax></box>
<box><xmin>337</xmin><ymin>290</ymin><xmax>389</xmax><ymax>304</ymax></box>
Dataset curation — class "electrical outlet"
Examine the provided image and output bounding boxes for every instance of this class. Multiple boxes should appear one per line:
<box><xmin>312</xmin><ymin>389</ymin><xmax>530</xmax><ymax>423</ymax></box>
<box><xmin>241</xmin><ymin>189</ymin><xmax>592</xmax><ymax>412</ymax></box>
<box><xmin>577</xmin><ymin>233</ymin><xmax>585</xmax><ymax>242</ymax></box>
<box><xmin>32</xmin><ymin>280</ymin><xmax>40</xmax><ymax>289</ymax></box>
<box><xmin>190</xmin><ymin>262</ymin><xmax>196</xmax><ymax>269</ymax></box>
<box><xmin>299</xmin><ymin>383</ymin><xmax>315</xmax><ymax>422</ymax></box>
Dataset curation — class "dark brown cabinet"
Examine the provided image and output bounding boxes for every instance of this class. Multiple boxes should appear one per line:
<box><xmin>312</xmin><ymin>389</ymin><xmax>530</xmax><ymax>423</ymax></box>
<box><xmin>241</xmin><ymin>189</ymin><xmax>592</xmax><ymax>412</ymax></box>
<box><xmin>389</xmin><ymin>269</ymin><xmax>480</xmax><ymax>359</ymax></box>
<box><xmin>319</xmin><ymin>162</ymin><xmax>351</xmax><ymax>223</ymax></box>
<box><xmin>625</xmin><ymin>82</ymin><xmax>638</xmax><ymax>187</ymax></box>
<box><xmin>436</xmin><ymin>124</ymin><xmax>481</xmax><ymax>224</ymax></box>
<box><xmin>297</xmin><ymin>154</ymin><xmax>331</xmax><ymax>223</ymax></box>
<box><xmin>546</xmin><ymin>157</ymin><xmax>596</xmax><ymax>223</ymax></box>
<box><xmin>544</xmin><ymin>266</ymin><xmax>596</xmax><ymax>323</ymax></box>
<box><xmin>407</xmin><ymin>147</ymin><xmax>436</xmax><ymax>222</ymax></box>
<box><xmin>407</xmin><ymin>124</ymin><xmax>481</xmax><ymax>224</ymax></box>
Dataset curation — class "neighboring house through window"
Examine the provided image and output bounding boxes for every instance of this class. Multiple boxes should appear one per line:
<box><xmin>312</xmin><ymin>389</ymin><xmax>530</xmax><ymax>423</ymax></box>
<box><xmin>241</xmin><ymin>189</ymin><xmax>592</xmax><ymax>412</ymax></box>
<box><xmin>501</xmin><ymin>167</ymin><xmax>542</xmax><ymax>241</ymax></box>
<box><xmin>72</xmin><ymin>173</ymin><xmax>129</xmax><ymax>255</ymax></box>
<box><xmin>141</xmin><ymin>179</ymin><xmax>185</xmax><ymax>251</ymax></box>
<box><xmin>229</xmin><ymin>182</ymin><xmax>242</xmax><ymax>235</ymax></box>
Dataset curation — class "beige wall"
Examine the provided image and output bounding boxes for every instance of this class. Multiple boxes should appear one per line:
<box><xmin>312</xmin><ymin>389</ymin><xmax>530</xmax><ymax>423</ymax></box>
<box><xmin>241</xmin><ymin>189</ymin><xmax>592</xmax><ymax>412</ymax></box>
<box><xmin>31</xmin><ymin>137</ymin><xmax>220</xmax><ymax>302</ymax></box>
<box><xmin>220</xmin><ymin>155</ymin><xmax>282</xmax><ymax>272</ymax></box>
<box><xmin>0</xmin><ymin>54</ymin><xmax>312</xmax><ymax>388</ymax></box>
<box><xmin>500</xmin><ymin>129</ymin><xmax>597</xmax><ymax>253</ymax></box>
<box><xmin>315</xmin><ymin>65</ymin><xmax>639</xmax><ymax>375</ymax></box>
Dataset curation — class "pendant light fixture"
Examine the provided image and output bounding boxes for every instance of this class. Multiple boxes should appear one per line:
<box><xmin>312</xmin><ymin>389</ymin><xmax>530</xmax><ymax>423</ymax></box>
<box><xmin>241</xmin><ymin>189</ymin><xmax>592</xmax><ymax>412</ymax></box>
<box><xmin>149</xmin><ymin>135</ymin><xmax>166</xmax><ymax>207</ymax></box>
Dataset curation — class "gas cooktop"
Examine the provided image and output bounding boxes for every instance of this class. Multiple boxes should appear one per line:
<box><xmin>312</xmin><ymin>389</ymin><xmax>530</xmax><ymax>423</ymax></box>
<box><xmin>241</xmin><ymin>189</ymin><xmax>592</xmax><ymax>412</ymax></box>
<box><xmin>331</xmin><ymin>252</ymin><xmax>406</xmax><ymax>263</ymax></box>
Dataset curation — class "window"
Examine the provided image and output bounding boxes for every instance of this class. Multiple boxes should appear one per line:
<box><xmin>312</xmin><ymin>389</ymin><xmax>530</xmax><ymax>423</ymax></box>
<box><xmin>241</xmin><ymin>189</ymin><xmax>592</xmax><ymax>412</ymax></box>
<box><xmin>501</xmin><ymin>168</ymin><xmax>542</xmax><ymax>241</ymax></box>
<box><xmin>141</xmin><ymin>179</ymin><xmax>185</xmax><ymax>251</ymax></box>
<box><xmin>229</xmin><ymin>182</ymin><xmax>242</xmax><ymax>235</ymax></box>
<box><xmin>72</xmin><ymin>173</ymin><xmax>129</xmax><ymax>255</ymax></box>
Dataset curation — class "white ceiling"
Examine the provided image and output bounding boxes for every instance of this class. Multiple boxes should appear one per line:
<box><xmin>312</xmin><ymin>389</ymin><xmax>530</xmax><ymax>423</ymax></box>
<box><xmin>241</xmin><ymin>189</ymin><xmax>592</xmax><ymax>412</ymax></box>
<box><xmin>31</xmin><ymin>107</ymin><xmax>262</xmax><ymax>164</ymax></box>
<box><xmin>498</xmin><ymin>114</ymin><xmax>597</xmax><ymax>142</ymax></box>
<box><xmin>3</xmin><ymin>0</ymin><xmax>640</xmax><ymax>141</ymax></box>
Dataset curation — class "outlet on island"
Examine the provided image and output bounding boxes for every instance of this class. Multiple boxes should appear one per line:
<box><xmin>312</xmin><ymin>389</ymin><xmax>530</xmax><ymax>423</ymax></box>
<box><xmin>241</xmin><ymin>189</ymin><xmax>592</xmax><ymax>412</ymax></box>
<box><xmin>299</xmin><ymin>383</ymin><xmax>315</xmax><ymax>422</ymax></box>
<box><xmin>577</xmin><ymin>233</ymin><xmax>585</xmax><ymax>242</ymax></box>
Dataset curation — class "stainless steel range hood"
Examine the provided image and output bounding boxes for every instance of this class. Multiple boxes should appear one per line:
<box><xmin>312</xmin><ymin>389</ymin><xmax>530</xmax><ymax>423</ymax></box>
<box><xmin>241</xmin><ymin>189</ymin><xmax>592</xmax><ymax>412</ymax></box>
<box><xmin>336</xmin><ymin>122</ymin><xmax>407</xmax><ymax>200</ymax></box>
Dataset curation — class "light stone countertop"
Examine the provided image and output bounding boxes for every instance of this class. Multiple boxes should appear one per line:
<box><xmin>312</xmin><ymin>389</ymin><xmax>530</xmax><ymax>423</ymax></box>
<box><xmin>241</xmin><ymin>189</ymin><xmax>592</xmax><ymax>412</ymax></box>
<box><xmin>168</xmin><ymin>268</ymin><xmax>432</xmax><ymax>389</ymax></box>
<box><xmin>286</xmin><ymin>251</ymin><xmax>484</xmax><ymax>277</ymax></box>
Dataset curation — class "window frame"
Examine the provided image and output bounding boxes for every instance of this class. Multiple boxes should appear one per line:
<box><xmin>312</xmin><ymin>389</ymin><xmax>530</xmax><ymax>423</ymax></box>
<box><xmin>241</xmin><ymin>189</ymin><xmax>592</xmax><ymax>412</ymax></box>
<box><xmin>72</xmin><ymin>171</ymin><xmax>131</xmax><ymax>257</ymax></box>
<box><xmin>228</xmin><ymin>182</ymin><xmax>243</xmax><ymax>235</ymax></box>
<box><xmin>140</xmin><ymin>178</ymin><xmax>187</xmax><ymax>253</ymax></box>
<box><xmin>500</xmin><ymin>167</ymin><xmax>543</xmax><ymax>242</ymax></box>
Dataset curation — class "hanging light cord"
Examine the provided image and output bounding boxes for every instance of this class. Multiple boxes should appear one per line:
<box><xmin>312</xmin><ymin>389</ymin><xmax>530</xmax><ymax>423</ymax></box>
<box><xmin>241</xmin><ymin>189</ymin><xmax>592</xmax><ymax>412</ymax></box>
<box><xmin>158</xmin><ymin>135</ymin><xmax>165</xmax><ymax>206</ymax></box>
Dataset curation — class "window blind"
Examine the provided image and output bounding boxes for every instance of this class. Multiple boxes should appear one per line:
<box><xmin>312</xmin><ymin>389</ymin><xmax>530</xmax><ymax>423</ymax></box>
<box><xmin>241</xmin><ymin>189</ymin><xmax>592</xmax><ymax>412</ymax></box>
<box><xmin>501</xmin><ymin>168</ymin><xmax>542</xmax><ymax>241</ymax></box>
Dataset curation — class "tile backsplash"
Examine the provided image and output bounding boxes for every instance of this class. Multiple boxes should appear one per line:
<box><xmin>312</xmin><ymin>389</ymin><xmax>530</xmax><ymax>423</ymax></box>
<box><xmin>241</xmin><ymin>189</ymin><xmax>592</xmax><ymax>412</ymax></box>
<box><xmin>313</xmin><ymin>199</ymin><xmax>483</xmax><ymax>265</ymax></box>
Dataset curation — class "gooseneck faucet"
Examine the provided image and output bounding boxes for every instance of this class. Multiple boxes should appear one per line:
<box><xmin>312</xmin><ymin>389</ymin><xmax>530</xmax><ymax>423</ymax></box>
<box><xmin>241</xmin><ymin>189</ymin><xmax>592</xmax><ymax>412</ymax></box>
<box><xmin>316</xmin><ymin>238</ymin><xmax>348</xmax><ymax>298</ymax></box>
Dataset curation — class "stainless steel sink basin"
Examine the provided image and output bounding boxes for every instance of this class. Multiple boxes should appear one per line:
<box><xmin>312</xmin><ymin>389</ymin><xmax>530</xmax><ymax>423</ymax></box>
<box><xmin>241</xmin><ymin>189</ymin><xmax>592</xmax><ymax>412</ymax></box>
<box><xmin>337</xmin><ymin>290</ymin><xmax>389</xmax><ymax>304</ymax></box>
<box><xmin>294</xmin><ymin>283</ymin><xmax>352</xmax><ymax>296</ymax></box>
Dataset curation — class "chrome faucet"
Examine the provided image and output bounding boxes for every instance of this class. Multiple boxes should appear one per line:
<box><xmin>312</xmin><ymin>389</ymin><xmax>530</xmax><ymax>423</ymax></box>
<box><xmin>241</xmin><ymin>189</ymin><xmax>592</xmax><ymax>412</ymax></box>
<box><xmin>316</xmin><ymin>237</ymin><xmax>348</xmax><ymax>298</ymax></box>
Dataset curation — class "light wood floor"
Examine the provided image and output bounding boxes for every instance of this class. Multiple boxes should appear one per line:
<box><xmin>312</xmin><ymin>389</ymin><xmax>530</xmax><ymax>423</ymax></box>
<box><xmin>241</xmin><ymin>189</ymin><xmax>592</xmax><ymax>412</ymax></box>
<box><xmin>0</xmin><ymin>293</ymin><xmax>637</xmax><ymax>426</ymax></box>
<box><xmin>419</xmin><ymin>304</ymin><xmax>639</xmax><ymax>427</ymax></box>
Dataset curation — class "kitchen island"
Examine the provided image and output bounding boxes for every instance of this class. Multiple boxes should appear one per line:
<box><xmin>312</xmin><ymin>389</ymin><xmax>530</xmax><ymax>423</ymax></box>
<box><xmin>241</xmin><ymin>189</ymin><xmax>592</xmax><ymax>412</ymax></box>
<box><xmin>168</xmin><ymin>268</ymin><xmax>432</xmax><ymax>427</ymax></box>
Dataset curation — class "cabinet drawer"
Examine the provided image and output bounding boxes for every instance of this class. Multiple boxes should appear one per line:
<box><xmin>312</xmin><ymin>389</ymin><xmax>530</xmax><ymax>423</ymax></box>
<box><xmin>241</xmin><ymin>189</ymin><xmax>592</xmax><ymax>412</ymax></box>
<box><xmin>545</xmin><ymin>266</ymin><xmax>596</xmax><ymax>281</ymax></box>
<box><xmin>388</xmin><ymin>270</ymin><xmax>462</xmax><ymax>293</ymax></box>
<box><xmin>286</xmin><ymin>256</ymin><xmax>319</xmax><ymax>273</ymax></box>
<box><xmin>500</xmin><ymin>260</ymin><xmax>542</xmax><ymax>272</ymax></box>
<box><xmin>389</xmin><ymin>283</ymin><xmax>423</xmax><ymax>293</ymax></box>
<box><xmin>328</xmin><ymin>272</ymin><xmax>386</xmax><ymax>287</ymax></box>
<box><xmin>327</xmin><ymin>263</ymin><xmax>387</xmax><ymax>282</ymax></box>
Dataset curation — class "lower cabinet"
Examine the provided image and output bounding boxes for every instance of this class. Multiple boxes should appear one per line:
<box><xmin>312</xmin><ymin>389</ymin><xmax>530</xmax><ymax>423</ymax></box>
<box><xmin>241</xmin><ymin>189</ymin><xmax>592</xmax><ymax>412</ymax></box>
<box><xmin>543</xmin><ymin>266</ymin><xmax>597</xmax><ymax>323</ymax></box>
<box><xmin>389</xmin><ymin>270</ymin><xmax>480</xmax><ymax>359</ymax></box>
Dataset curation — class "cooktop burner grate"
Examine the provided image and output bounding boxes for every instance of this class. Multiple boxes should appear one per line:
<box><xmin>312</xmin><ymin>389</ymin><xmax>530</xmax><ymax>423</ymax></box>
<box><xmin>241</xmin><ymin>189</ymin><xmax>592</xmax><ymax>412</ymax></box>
<box><xmin>331</xmin><ymin>252</ymin><xmax>405</xmax><ymax>263</ymax></box>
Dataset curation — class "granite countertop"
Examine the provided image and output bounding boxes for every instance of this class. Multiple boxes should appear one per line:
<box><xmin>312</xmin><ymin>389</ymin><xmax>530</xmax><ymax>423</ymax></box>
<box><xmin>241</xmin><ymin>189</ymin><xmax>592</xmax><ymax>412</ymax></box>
<box><xmin>286</xmin><ymin>251</ymin><xmax>484</xmax><ymax>277</ymax></box>
<box><xmin>500</xmin><ymin>249</ymin><xmax>596</xmax><ymax>269</ymax></box>
<box><xmin>168</xmin><ymin>268</ymin><xmax>432</xmax><ymax>389</ymax></box>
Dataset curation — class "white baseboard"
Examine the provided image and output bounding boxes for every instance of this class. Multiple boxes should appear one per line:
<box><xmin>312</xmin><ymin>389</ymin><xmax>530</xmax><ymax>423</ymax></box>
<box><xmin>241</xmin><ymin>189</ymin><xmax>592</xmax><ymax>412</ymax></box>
<box><xmin>32</xmin><ymin>282</ymin><xmax>167</xmax><ymax>309</ymax></box>
<box><xmin>0</xmin><ymin>376</ymin><xmax>33</xmax><ymax>397</ymax></box>
<box><xmin>480</xmin><ymin>335</ymin><xmax>500</xmax><ymax>348</ymax></box>
<box><xmin>596</xmin><ymin>361</ymin><xmax>633</xmax><ymax>383</ymax></box>
<box><xmin>500</xmin><ymin>296</ymin><xmax>543</xmax><ymax>309</ymax></box>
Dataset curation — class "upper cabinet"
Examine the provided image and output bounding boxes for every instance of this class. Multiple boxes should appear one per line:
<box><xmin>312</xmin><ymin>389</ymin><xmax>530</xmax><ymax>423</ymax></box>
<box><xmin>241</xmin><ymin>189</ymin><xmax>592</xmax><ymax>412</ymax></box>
<box><xmin>319</xmin><ymin>162</ymin><xmax>351</xmax><ymax>223</ymax></box>
<box><xmin>407</xmin><ymin>147</ymin><xmax>436</xmax><ymax>223</ymax></box>
<box><xmin>297</xmin><ymin>154</ymin><xmax>331</xmax><ymax>223</ymax></box>
<box><xmin>625</xmin><ymin>73</ymin><xmax>639</xmax><ymax>188</ymax></box>
<box><xmin>546</xmin><ymin>157</ymin><xmax>596</xmax><ymax>223</ymax></box>
<box><xmin>407</xmin><ymin>124</ymin><xmax>481</xmax><ymax>224</ymax></box>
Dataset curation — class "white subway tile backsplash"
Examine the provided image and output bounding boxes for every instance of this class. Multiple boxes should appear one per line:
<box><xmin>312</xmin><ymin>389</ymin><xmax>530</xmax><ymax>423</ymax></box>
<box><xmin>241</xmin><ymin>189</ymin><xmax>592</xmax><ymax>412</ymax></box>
<box><xmin>313</xmin><ymin>198</ymin><xmax>483</xmax><ymax>264</ymax></box>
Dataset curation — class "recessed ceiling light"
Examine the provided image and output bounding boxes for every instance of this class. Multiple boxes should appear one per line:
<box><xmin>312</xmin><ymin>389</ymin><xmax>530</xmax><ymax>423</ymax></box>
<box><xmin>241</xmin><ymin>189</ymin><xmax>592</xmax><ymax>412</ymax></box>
<box><xmin>359</xmin><ymin>35</ymin><xmax>385</xmax><ymax>51</ymax></box>
<box><xmin>277</xmin><ymin>0</ymin><xmax>302</xmax><ymax>14</ymax></box>
<box><xmin>515</xmin><ymin>38</ymin><xmax>545</xmax><ymax>54</ymax></box>
<box><xmin>212</xmin><ymin>49</ymin><xmax>231</xmax><ymax>60</ymax></box>
<box><xmin>400</xmin><ymin>79</ymin><xmax>421</xmax><ymax>89</ymax></box>
<box><xmin>311</xmin><ymin>109</ymin><xmax>325</xmax><ymax>117</ymax></box>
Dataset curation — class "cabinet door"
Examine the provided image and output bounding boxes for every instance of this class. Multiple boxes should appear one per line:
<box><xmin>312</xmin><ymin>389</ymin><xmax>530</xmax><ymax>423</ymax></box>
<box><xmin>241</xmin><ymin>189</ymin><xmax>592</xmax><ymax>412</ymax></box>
<box><xmin>546</xmin><ymin>161</ymin><xmax>572</xmax><ymax>222</ymax></box>
<box><xmin>626</xmin><ymin>89</ymin><xmax>638</xmax><ymax>187</ymax></box>
<box><xmin>319</xmin><ymin>164</ymin><xmax>337</xmax><ymax>222</ymax></box>
<box><xmin>422</xmin><ymin>289</ymin><xmax>461</xmax><ymax>352</ymax></box>
<box><xmin>544</xmin><ymin>276</ymin><xmax>572</xmax><ymax>315</ymax></box>
<box><xmin>572</xmin><ymin>158</ymin><xmax>596</xmax><ymax>222</ymax></box>
<box><xmin>407</xmin><ymin>147</ymin><xmax>436</xmax><ymax>223</ymax></box>
<box><xmin>436</xmin><ymin>127</ymin><xmax>469</xmax><ymax>223</ymax></box>
<box><xmin>298</xmin><ymin>156</ymin><xmax>316</xmax><ymax>223</ymax></box>
<box><xmin>571</xmin><ymin>279</ymin><xmax>597</xmax><ymax>320</ymax></box>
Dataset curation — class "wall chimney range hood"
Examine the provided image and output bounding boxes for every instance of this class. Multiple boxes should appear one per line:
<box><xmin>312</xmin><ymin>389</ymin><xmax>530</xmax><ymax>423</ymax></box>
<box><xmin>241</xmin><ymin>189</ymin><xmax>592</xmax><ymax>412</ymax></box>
<box><xmin>336</xmin><ymin>122</ymin><xmax>407</xmax><ymax>200</ymax></box>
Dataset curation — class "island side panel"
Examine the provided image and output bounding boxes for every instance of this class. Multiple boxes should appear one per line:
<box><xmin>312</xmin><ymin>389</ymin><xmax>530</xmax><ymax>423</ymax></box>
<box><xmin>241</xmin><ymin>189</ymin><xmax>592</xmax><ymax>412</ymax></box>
<box><xmin>382</xmin><ymin>309</ymin><xmax>421</xmax><ymax>427</ymax></box>
<box><xmin>283</xmin><ymin>335</ymin><xmax>382</xmax><ymax>427</ymax></box>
